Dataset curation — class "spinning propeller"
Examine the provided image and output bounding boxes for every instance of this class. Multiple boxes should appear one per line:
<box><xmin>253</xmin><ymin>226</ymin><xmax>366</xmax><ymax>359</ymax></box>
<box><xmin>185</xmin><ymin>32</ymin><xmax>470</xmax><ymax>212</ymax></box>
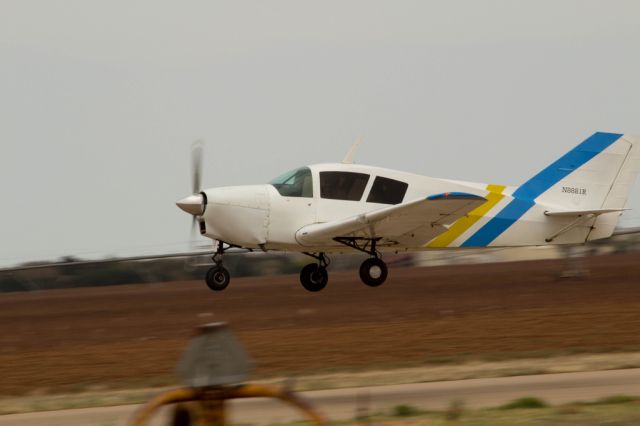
<box><xmin>176</xmin><ymin>141</ymin><xmax>208</xmax><ymax>244</ymax></box>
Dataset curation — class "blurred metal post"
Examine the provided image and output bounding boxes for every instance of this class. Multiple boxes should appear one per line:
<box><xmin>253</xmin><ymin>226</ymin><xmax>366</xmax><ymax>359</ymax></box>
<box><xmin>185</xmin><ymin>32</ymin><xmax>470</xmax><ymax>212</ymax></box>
<box><xmin>559</xmin><ymin>245</ymin><xmax>589</xmax><ymax>278</ymax></box>
<box><xmin>176</xmin><ymin>322</ymin><xmax>253</xmax><ymax>388</ymax></box>
<box><xmin>355</xmin><ymin>390</ymin><xmax>371</xmax><ymax>425</ymax></box>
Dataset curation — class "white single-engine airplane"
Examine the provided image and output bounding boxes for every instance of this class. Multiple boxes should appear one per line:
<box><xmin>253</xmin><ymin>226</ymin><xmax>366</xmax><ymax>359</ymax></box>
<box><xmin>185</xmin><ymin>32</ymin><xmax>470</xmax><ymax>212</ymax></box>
<box><xmin>175</xmin><ymin>132</ymin><xmax>640</xmax><ymax>292</ymax></box>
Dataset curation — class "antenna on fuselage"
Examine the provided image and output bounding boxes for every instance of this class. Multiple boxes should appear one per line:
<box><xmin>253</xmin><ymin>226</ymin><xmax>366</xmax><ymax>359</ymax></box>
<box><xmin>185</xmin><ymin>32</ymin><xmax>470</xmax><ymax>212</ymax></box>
<box><xmin>342</xmin><ymin>136</ymin><xmax>363</xmax><ymax>164</ymax></box>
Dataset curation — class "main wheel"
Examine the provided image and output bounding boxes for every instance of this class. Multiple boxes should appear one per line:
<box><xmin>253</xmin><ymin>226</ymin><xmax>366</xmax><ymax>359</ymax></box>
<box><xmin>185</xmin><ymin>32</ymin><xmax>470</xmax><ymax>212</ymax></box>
<box><xmin>359</xmin><ymin>258</ymin><xmax>388</xmax><ymax>287</ymax></box>
<box><xmin>300</xmin><ymin>263</ymin><xmax>328</xmax><ymax>292</ymax></box>
<box><xmin>205</xmin><ymin>266</ymin><xmax>230</xmax><ymax>291</ymax></box>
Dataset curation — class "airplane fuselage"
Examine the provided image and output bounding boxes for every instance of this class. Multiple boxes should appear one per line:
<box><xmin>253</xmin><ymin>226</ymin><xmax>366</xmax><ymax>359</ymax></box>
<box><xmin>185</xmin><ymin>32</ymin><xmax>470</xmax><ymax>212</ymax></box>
<box><xmin>198</xmin><ymin>162</ymin><xmax>621</xmax><ymax>253</ymax></box>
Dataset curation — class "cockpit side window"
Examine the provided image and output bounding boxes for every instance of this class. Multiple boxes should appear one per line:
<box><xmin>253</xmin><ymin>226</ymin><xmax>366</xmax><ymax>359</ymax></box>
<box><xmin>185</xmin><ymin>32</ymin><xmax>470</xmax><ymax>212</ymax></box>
<box><xmin>367</xmin><ymin>176</ymin><xmax>408</xmax><ymax>204</ymax></box>
<box><xmin>269</xmin><ymin>167</ymin><xmax>313</xmax><ymax>197</ymax></box>
<box><xmin>320</xmin><ymin>171</ymin><xmax>370</xmax><ymax>201</ymax></box>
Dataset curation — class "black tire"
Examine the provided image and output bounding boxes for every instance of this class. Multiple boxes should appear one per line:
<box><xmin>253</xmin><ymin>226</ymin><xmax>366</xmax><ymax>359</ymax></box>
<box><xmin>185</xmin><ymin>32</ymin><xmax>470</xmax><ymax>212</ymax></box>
<box><xmin>300</xmin><ymin>263</ymin><xmax>328</xmax><ymax>292</ymax></box>
<box><xmin>205</xmin><ymin>266</ymin><xmax>230</xmax><ymax>291</ymax></box>
<box><xmin>359</xmin><ymin>258</ymin><xmax>388</xmax><ymax>287</ymax></box>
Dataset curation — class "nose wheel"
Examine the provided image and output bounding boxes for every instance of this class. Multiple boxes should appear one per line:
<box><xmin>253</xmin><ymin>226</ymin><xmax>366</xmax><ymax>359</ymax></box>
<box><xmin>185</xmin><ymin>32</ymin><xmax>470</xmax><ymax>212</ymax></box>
<box><xmin>205</xmin><ymin>265</ymin><xmax>230</xmax><ymax>291</ymax></box>
<box><xmin>300</xmin><ymin>253</ymin><xmax>330</xmax><ymax>292</ymax></box>
<box><xmin>204</xmin><ymin>241</ymin><xmax>231</xmax><ymax>292</ymax></box>
<box><xmin>300</xmin><ymin>263</ymin><xmax>328</xmax><ymax>292</ymax></box>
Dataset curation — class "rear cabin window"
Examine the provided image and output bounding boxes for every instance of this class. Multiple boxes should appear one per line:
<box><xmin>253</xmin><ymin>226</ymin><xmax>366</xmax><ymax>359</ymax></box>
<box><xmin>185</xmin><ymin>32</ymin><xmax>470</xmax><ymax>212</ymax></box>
<box><xmin>320</xmin><ymin>171</ymin><xmax>370</xmax><ymax>201</ymax></box>
<box><xmin>366</xmin><ymin>176</ymin><xmax>408</xmax><ymax>204</ymax></box>
<box><xmin>269</xmin><ymin>167</ymin><xmax>313</xmax><ymax>198</ymax></box>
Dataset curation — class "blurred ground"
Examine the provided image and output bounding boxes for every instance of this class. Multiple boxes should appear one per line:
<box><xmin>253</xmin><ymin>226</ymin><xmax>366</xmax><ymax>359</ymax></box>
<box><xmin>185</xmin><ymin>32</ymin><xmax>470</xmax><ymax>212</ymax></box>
<box><xmin>2</xmin><ymin>369</ymin><xmax>640</xmax><ymax>425</ymax></box>
<box><xmin>1</xmin><ymin>253</ymin><xmax>639</xmax><ymax>397</ymax></box>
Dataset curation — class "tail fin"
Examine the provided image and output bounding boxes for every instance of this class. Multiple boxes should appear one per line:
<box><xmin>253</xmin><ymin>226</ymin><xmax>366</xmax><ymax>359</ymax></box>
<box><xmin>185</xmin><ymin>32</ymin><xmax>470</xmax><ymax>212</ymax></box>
<box><xmin>529</xmin><ymin>132</ymin><xmax>640</xmax><ymax>240</ymax></box>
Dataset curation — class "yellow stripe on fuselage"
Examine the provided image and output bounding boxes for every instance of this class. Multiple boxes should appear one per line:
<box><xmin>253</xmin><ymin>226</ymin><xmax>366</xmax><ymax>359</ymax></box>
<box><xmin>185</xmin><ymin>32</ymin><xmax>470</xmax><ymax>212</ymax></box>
<box><xmin>427</xmin><ymin>184</ymin><xmax>506</xmax><ymax>248</ymax></box>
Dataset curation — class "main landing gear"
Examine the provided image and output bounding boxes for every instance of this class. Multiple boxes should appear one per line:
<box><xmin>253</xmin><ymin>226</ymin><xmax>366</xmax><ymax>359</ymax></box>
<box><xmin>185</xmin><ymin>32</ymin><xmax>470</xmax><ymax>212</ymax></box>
<box><xmin>205</xmin><ymin>242</ymin><xmax>231</xmax><ymax>291</ymax></box>
<box><xmin>298</xmin><ymin>239</ymin><xmax>389</xmax><ymax>292</ymax></box>
<box><xmin>300</xmin><ymin>253</ymin><xmax>329</xmax><ymax>292</ymax></box>
<box><xmin>335</xmin><ymin>237</ymin><xmax>389</xmax><ymax>287</ymax></box>
<box><xmin>336</xmin><ymin>237</ymin><xmax>389</xmax><ymax>288</ymax></box>
<box><xmin>359</xmin><ymin>257</ymin><xmax>388</xmax><ymax>287</ymax></box>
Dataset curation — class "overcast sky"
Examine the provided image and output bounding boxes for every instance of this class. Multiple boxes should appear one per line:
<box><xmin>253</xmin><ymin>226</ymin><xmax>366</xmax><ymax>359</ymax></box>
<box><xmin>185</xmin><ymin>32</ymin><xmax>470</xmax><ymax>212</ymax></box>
<box><xmin>1</xmin><ymin>0</ymin><xmax>640</xmax><ymax>266</ymax></box>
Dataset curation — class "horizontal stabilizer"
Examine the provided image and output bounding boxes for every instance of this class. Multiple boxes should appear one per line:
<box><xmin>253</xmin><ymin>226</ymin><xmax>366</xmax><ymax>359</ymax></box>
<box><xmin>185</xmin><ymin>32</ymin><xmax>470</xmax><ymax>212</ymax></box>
<box><xmin>544</xmin><ymin>208</ymin><xmax>628</xmax><ymax>217</ymax></box>
<box><xmin>612</xmin><ymin>226</ymin><xmax>640</xmax><ymax>236</ymax></box>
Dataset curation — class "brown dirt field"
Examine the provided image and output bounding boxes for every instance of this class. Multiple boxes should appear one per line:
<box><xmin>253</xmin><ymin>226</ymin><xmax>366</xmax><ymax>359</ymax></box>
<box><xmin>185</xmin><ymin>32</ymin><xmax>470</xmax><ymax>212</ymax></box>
<box><xmin>1</xmin><ymin>253</ymin><xmax>640</xmax><ymax>396</ymax></box>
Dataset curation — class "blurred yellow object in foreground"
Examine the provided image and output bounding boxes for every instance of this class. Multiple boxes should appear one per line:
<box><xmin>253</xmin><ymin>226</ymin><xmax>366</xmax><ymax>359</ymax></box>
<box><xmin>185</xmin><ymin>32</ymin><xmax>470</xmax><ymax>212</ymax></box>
<box><xmin>128</xmin><ymin>322</ymin><xmax>326</xmax><ymax>426</ymax></box>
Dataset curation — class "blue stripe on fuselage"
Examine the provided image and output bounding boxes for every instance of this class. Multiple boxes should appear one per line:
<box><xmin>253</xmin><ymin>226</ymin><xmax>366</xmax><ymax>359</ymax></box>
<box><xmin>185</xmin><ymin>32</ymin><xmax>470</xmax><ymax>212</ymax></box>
<box><xmin>461</xmin><ymin>132</ymin><xmax>623</xmax><ymax>247</ymax></box>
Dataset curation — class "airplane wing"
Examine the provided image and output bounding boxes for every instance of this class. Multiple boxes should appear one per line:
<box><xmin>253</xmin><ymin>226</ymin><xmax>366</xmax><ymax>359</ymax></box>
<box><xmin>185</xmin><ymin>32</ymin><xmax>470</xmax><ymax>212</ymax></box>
<box><xmin>296</xmin><ymin>192</ymin><xmax>487</xmax><ymax>247</ymax></box>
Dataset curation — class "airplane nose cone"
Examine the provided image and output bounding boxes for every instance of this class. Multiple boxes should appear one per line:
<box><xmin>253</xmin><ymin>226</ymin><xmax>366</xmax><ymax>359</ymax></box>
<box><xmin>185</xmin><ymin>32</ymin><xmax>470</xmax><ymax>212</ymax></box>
<box><xmin>176</xmin><ymin>194</ymin><xmax>205</xmax><ymax>215</ymax></box>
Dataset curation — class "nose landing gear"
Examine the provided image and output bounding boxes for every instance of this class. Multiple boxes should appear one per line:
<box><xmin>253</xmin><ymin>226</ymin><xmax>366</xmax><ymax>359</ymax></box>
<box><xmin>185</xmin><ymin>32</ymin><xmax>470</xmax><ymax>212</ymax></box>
<box><xmin>300</xmin><ymin>253</ymin><xmax>330</xmax><ymax>292</ymax></box>
<box><xmin>204</xmin><ymin>242</ymin><xmax>231</xmax><ymax>291</ymax></box>
<box><xmin>205</xmin><ymin>265</ymin><xmax>230</xmax><ymax>291</ymax></box>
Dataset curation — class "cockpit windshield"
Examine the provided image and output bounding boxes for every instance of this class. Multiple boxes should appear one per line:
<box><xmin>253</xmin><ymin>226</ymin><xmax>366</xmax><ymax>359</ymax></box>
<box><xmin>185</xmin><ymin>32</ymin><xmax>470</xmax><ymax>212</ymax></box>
<box><xmin>269</xmin><ymin>167</ymin><xmax>313</xmax><ymax>197</ymax></box>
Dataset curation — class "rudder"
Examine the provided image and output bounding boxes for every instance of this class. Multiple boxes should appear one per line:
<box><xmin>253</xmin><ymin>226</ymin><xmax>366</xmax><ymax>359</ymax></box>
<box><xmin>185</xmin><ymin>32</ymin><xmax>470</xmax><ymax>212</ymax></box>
<box><xmin>588</xmin><ymin>134</ymin><xmax>640</xmax><ymax>240</ymax></box>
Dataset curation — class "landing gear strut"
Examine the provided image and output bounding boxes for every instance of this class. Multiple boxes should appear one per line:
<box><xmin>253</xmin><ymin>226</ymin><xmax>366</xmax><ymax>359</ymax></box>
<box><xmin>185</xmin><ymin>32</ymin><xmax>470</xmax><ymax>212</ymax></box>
<box><xmin>205</xmin><ymin>241</ymin><xmax>231</xmax><ymax>291</ymax></box>
<box><xmin>334</xmin><ymin>237</ymin><xmax>389</xmax><ymax>287</ymax></box>
<box><xmin>300</xmin><ymin>252</ymin><xmax>329</xmax><ymax>292</ymax></box>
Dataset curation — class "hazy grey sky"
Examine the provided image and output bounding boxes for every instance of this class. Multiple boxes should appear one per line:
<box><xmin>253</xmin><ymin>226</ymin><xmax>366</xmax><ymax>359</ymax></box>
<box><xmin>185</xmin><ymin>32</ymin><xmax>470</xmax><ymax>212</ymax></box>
<box><xmin>2</xmin><ymin>0</ymin><xmax>640</xmax><ymax>266</ymax></box>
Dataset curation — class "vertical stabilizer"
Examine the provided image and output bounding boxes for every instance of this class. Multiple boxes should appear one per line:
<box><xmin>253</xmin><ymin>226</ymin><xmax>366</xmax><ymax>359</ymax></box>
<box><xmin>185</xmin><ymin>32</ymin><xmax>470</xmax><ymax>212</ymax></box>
<box><xmin>462</xmin><ymin>132</ymin><xmax>640</xmax><ymax>247</ymax></box>
<box><xmin>530</xmin><ymin>132</ymin><xmax>630</xmax><ymax>210</ymax></box>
